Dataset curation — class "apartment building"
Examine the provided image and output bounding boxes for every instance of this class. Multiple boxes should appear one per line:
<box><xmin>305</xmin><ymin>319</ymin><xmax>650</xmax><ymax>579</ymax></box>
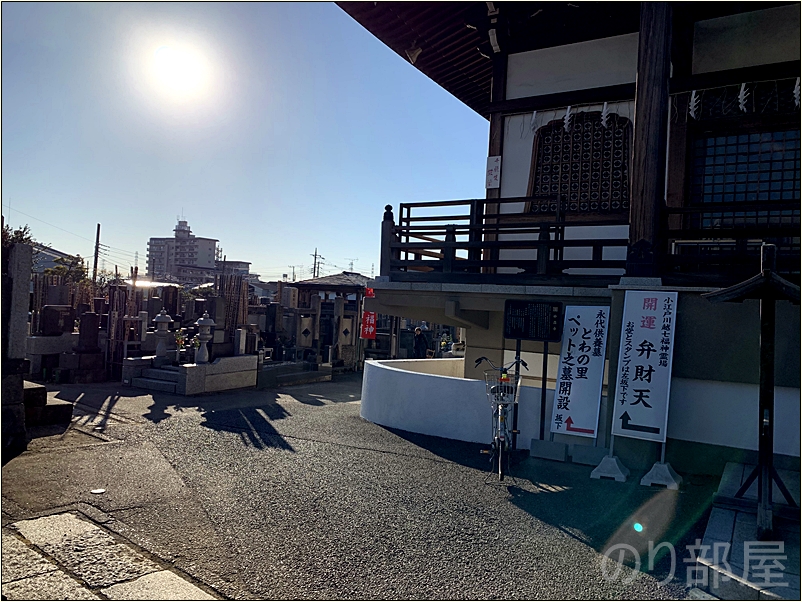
<box><xmin>146</xmin><ymin>220</ymin><xmax>219</xmax><ymax>285</ymax></box>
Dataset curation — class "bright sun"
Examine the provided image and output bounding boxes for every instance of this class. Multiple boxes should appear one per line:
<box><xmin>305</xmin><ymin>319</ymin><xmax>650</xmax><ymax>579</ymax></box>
<box><xmin>149</xmin><ymin>44</ymin><xmax>211</xmax><ymax>103</ymax></box>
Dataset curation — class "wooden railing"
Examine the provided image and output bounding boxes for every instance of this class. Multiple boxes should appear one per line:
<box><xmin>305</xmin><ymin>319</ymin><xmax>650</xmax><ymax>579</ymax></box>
<box><xmin>379</xmin><ymin>197</ymin><xmax>800</xmax><ymax>286</ymax></box>
<box><xmin>384</xmin><ymin>197</ymin><xmax>630</xmax><ymax>283</ymax></box>
<box><xmin>660</xmin><ymin>201</ymin><xmax>800</xmax><ymax>284</ymax></box>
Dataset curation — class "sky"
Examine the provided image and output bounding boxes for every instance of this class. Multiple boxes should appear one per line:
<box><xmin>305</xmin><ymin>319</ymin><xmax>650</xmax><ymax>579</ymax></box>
<box><xmin>2</xmin><ymin>2</ymin><xmax>488</xmax><ymax>281</ymax></box>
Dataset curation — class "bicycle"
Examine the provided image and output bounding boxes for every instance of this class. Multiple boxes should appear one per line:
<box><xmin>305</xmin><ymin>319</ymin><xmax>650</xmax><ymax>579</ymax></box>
<box><xmin>475</xmin><ymin>356</ymin><xmax>528</xmax><ymax>481</ymax></box>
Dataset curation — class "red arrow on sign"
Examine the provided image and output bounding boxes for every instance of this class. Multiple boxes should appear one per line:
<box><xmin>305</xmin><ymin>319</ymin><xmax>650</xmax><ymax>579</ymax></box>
<box><xmin>565</xmin><ymin>417</ymin><xmax>595</xmax><ymax>435</ymax></box>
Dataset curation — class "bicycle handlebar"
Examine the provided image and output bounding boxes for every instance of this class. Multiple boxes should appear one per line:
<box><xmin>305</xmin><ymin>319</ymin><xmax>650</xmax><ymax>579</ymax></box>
<box><xmin>475</xmin><ymin>356</ymin><xmax>529</xmax><ymax>372</ymax></box>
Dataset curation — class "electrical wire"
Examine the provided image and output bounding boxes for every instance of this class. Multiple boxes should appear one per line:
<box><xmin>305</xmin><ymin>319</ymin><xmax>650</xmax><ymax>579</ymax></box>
<box><xmin>2</xmin><ymin>204</ymin><xmax>96</xmax><ymax>243</ymax></box>
<box><xmin>2</xmin><ymin>204</ymin><xmax>145</xmax><ymax>260</ymax></box>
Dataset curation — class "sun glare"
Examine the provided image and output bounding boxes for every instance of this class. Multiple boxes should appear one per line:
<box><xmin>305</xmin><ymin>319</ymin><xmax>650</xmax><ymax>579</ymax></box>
<box><xmin>149</xmin><ymin>43</ymin><xmax>211</xmax><ymax>103</ymax></box>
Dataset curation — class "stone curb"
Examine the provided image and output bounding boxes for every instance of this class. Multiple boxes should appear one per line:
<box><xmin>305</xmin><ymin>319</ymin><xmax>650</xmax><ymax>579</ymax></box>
<box><xmin>2</xmin><ymin>511</ymin><xmax>222</xmax><ymax>601</ymax></box>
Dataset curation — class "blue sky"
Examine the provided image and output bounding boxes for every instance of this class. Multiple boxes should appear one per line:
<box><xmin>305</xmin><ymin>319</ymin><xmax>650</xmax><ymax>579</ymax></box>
<box><xmin>2</xmin><ymin>2</ymin><xmax>488</xmax><ymax>281</ymax></box>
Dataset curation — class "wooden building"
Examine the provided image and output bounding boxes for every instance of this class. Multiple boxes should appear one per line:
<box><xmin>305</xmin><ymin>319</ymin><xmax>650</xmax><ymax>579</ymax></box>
<box><xmin>339</xmin><ymin>2</ymin><xmax>800</xmax><ymax>474</ymax></box>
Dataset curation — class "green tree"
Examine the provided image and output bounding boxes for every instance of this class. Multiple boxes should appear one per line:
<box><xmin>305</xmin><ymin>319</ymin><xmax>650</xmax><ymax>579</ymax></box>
<box><xmin>2</xmin><ymin>223</ymin><xmax>40</xmax><ymax>273</ymax></box>
<box><xmin>45</xmin><ymin>254</ymin><xmax>89</xmax><ymax>283</ymax></box>
<box><xmin>1</xmin><ymin>223</ymin><xmax>36</xmax><ymax>249</ymax></box>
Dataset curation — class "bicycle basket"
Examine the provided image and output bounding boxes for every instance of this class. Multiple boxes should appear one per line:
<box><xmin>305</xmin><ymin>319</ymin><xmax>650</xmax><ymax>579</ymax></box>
<box><xmin>484</xmin><ymin>370</ymin><xmax>519</xmax><ymax>405</ymax></box>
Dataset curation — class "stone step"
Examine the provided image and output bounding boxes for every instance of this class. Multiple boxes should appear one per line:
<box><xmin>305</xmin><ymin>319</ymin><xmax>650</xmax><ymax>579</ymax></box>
<box><xmin>275</xmin><ymin>372</ymin><xmax>332</xmax><ymax>387</ymax></box>
<box><xmin>141</xmin><ymin>368</ymin><xmax>181</xmax><ymax>383</ymax></box>
<box><xmin>25</xmin><ymin>399</ymin><xmax>73</xmax><ymax>427</ymax></box>
<box><xmin>23</xmin><ymin>381</ymin><xmax>47</xmax><ymax>408</ymax></box>
<box><xmin>261</xmin><ymin>365</ymin><xmax>309</xmax><ymax>378</ymax></box>
<box><xmin>131</xmin><ymin>377</ymin><xmax>177</xmax><ymax>394</ymax></box>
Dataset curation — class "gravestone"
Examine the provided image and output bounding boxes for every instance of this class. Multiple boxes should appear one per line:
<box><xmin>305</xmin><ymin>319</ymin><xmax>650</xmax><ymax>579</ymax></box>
<box><xmin>74</xmin><ymin>312</ymin><xmax>101</xmax><ymax>353</ymax></box>
<box><xmin>41</xmin><ymin>306</ymin><xmax>75</xmax><ymax>336</ymax></box>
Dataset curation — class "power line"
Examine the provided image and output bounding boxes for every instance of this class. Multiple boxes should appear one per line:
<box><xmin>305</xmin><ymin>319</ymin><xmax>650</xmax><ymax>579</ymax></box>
<box><xmin>99</xmin><ymin>243</ymin><xmax>138</xmax><ymax>259</ymax></box>
<box><xmin>1</xmin><ymin>204</ymin><xmax>144</xmax><ymax>259</ymax></box>
<box><xmin>99</xmin><ymin>251</ymin><xmax>136</xmax><ymax>263</ymax></box>
<box><xmin>2</xmin><ymin>204</ymin><xmax>95</xmax><ymax>243</ymax></box>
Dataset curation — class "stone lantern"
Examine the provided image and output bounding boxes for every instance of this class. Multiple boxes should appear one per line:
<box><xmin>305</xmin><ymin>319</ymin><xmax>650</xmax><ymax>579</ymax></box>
<box><xmin>195</xmin><ymin>312</ymin><xmax>215</xmax><ymax>364</ymax></box>
<box><xmin>153</xmin><ymin>309</ymin><xmax>172</xmax><ymax>358</ymax></box>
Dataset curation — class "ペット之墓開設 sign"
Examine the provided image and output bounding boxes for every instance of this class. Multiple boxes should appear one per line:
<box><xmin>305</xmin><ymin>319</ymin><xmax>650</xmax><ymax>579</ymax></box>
<box><xmin>550</xmin><ymin>306</ymin><xmax>610</xmax><ymax>438</ymax></box>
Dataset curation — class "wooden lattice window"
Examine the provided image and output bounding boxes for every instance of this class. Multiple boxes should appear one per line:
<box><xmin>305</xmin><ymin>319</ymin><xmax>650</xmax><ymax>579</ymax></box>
<box><xmin>526</xmin><ymin>111</ymin><xmax>632</xmax><ymax>215</ymax></box>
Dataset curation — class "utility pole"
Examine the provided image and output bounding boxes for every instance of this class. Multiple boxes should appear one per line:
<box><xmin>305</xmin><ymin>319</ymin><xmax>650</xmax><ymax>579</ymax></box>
<box><xmin>92</xmin><ymin>223</ymin><xmax>101</xmax><ymax>288</ymax></box>
<box><xmin>311</xmin><ymin>249</ymin><xmax>324</xmax><ymax>278</ymax></box>
<box><xmin>288</xmin><ymin>265</ymin><xmax>300</xmax><ymax>282</ymax></box>
<box><xmin>346</xmin><ymin>258</ymin><xmax>358</xmax><ymax>272</ymax></box>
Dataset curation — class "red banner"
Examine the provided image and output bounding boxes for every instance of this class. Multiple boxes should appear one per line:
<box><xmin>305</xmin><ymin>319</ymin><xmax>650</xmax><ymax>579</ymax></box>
<box><xmin>365</xmin><ymin>287</ymin><xmax>375</xmax><ymax>298</ymax></box>
<box><xmin>360</xmin><ymin>311</ymin><xmax>377</xmax><ymax>339</ymax></box>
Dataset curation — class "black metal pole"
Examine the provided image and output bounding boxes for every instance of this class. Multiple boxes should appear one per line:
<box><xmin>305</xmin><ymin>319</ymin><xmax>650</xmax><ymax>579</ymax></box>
<box><xmin>512</xmin><ymin>338</ymin><xmax>521</xmax><ymax>449</ymax></box>
<box><xmin>540</xmin><ymin>341</ymin><xmax>549</xmax><ymax>440</ymax></box>
<box><xmin>757</xmin><ymin>293</ymin><xmax>775</xmax><ymax>539</ymax></box>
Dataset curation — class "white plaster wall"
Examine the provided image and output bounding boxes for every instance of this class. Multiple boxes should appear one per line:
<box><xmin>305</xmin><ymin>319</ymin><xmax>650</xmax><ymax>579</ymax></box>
<box><xmin>506</xmin><ymin>34</ymin><xmax>639</xmax><ymax>100</ymax></box>
<box><xmin>362</xmin><ymin>365</ymin><xmax>801</xmax><ymax>457</ymax></box>
<box><xmin>361</xmin><ymin>360</ymin><xmax>552</xmax><ymax>448</ymax></box>
<box><xmin>693</xmin><ymin>6</ymin><xmax>801</xmax><ymax>74</ymax></box>
<box><xmin>667</xmin><ymin>377</ymin><xmax>800</xmax><ymax>457</ymax></box>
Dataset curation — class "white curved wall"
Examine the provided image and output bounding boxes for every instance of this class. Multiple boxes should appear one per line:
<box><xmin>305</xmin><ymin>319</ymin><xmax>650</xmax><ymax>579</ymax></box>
<box><xmin>360</xmin><ymin>360</ymin><xmax>552</xmax><ymax>448</ymax></box>
<box><xmin>380</xmin><ymin>358</ymin><xmax>465</xmax><ymax>378</ymax></box>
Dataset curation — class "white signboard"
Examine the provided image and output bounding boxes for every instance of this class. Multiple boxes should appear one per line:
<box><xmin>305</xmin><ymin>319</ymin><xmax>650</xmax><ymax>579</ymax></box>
<box><xmin>549</xmin><ymin>306</ymin><xmax>610</xmax><ymax>439</ymax></box>
<box><xmin>611</xmin><ymin>291</ymin><xmax>678</xmax><ymax>443</ymax></box>
<box><xmin>485</xmin><ymin>156</ymin><xmax>501</xmax><ymax>189</ymax></box>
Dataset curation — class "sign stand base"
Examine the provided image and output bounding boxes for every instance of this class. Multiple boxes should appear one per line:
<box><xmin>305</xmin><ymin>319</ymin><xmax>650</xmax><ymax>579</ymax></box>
<box><xmin>590</xmin><ymin>455</ymin><xmax>630</xmax><ymax>482</ymax></box>
<box><xmin>640</xmin><ymin>462</ymin><xmax>682</xmax><ymax>490</ymax></box>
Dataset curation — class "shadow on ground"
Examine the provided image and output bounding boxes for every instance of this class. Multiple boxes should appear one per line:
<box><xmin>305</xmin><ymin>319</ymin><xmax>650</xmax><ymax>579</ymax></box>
<box><xmin>55</xmin><ymin>373</ymin><xmax>363</xmax><ymax>453</ymax></box>
<box><xmin>385</xmin><ymin>424</ymin><xmax>716</xmax><ymax>585</ymax></box>
<box><xmin>55</xmin><ymin>386</ymin><xmax>145</xmax><ymax>430</ymax></box>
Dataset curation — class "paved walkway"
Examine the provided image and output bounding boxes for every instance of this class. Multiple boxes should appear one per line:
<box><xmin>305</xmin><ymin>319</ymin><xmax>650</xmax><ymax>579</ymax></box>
<box><xmin>2</xmin><ymin>374</ymin><xmax>721</xmax><ymax>600</ymax></box>
<box><xmin>3</xmin><ymin>513</ymin><xmax>217</xmax><ymax>600</ymax></box>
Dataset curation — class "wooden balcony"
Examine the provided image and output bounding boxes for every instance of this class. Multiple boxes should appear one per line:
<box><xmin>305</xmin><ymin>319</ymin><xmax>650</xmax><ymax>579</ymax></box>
<box><xmin>379</xmin><ymin>197</ymin><xmax>799</xmax><ymax>287</ymax></box>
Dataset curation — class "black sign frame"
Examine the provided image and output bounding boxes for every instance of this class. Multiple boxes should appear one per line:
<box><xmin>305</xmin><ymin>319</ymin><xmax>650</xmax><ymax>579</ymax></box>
<box><xmin>503</xmin><ymin>300</ymin><xmax>563</xmax><ymax>342</ymax></box>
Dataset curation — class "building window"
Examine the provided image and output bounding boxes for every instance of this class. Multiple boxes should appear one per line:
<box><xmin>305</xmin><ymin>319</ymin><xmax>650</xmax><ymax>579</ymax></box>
<box><xmin>689</xmin><ymin>129</ymin><xmax>800</xmax><ymax>229</ymax></box>
<box><xmin>527</xmin><ymin>111</ymin><xmax>632</xmax><ymax>215</ymax></box>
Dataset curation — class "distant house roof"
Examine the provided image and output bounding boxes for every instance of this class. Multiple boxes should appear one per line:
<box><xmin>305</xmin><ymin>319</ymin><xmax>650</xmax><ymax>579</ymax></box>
<box><xmin>32</xmin><ymin>244</ymin><xmax>75</xmax><ymax>272</ymax></box>
<box><xmin>293</xmin><ymin>271</ymin><xmax>370</xmax><ymax>289</ymax></box>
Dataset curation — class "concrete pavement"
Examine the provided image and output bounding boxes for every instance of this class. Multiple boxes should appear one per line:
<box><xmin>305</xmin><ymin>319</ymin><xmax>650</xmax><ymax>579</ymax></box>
<box><xmin>2</xmin><ymin>373</ymin><xmax>720</xmax><ymax>599</ymax></box>
<box><xmin>3</xmin><ymin>512</ymin><xmax>216</xmax><ymax>599</ymax></box>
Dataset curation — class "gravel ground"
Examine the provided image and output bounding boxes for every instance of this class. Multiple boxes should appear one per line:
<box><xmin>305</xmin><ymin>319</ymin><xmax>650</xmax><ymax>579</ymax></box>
<box><xmin>2</xmin><ymin>374</ymin><xmax>715</xmax><ymax>600</ymax></box>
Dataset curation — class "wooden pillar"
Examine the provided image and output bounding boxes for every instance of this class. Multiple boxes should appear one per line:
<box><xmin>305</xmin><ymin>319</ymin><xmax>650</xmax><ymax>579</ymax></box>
<box><xmin>628</xmin><ymin>2</ymin><xmax>672</xmax><ymax>276</ymax></box>
<box><xmin>483</xmin><ymin>54</ymin><xmax>507</xmax><ymax>269</ymax></box>
<box><xmin>379</xmin><ymin>205</ymin><xmax>395</xmax><ymax>277</ymax></box>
